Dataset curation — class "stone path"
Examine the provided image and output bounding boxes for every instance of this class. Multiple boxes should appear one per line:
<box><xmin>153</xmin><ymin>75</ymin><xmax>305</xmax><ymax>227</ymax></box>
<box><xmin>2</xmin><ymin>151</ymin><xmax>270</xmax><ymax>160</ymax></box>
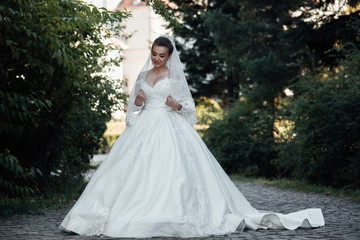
<box><xmin>1</xmin><ymin>181</ymin><xmax>359</xmax><ymax>240</ymax></box>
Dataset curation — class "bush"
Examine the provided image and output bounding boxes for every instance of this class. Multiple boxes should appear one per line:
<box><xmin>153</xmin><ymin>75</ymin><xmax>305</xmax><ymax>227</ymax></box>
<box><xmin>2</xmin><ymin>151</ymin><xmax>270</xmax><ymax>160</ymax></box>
<box><xmin>0</xmin><ymin>151</ymin><xmax>41</xmax><ymax>205</ymax></box>
<box><xmin>278</xmin><ymin>44</ymin><xmax>360</xmax><ymax>188</ymax></box>
<box><xmin>0</xmin><ymin>173</ymin><xmax>87</xmax><ymax>217</ymax></box>
<box><xmin>203</xmin><ymin>99</ymin><xmax>278</xmax><ymax>177</ymax></box>
<box><xmin>98</xmin><ymin>135</ymin><xmax>120</xmax><ymax>154</ymax></box>
<box><xmin>195</xmin><ymin>97</ymin><xmax>223</xmax><ymax>126</ymax></box>
<box><xmin>0</xmin><ymin>0</ymin><xmax>129</xmax><ymax>199</ymax></box>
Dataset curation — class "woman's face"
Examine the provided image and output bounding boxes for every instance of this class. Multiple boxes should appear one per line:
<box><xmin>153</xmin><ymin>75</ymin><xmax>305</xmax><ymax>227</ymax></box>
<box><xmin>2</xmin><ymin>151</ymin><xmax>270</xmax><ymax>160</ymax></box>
<box><xmin>151</xmin><ymin>45</ymin><xmax>171</xmax><ymax>68</ymax></box>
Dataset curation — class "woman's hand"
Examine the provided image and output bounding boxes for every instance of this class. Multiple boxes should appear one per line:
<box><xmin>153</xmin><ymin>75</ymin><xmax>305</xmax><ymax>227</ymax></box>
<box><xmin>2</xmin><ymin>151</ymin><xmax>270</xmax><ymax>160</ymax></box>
<box><xmin>135</xmin><ymin>89</ymin><xmax>146</xmax><ymax>106</ymax></box>
<box><xmin>165</xmin><ymin>95</ymin><xmax>182</xmax><ymax>111</ymax></box>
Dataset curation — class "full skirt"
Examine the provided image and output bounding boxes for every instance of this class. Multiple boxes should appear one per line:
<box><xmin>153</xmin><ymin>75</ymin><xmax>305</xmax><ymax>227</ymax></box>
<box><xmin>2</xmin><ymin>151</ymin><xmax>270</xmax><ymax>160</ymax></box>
<box><xmin>59</xmin><ymin>108</ymin><xmax>324</xmax><ymax>238</ymax></box>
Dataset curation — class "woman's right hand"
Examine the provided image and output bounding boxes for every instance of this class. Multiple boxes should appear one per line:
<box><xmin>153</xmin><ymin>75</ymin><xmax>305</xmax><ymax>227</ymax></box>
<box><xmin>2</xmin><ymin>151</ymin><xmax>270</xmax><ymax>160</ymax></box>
<box><xmin>135</xmin><ymin>89</ymin><xmax>146</xmax><ymax>106</ymax></box>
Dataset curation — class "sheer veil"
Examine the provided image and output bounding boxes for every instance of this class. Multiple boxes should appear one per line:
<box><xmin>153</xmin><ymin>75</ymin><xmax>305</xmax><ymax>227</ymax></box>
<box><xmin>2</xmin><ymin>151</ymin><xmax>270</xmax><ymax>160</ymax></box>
<box><xmin>126</xmin><ymin>34</ymin><xmax>197</xmax><ymax>126</ymax></box>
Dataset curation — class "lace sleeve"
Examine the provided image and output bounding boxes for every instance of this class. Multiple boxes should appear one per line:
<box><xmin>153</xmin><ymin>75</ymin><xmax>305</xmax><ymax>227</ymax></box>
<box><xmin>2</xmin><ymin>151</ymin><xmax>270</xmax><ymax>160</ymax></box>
<box><xmin>176</xmin><ymin>98</ymin><xmax>195</xmax><ymax>114</ymax></box>
<box><xmin>126</xmin><ymin>71</ymin><xmax>146</xmax><ymax>127</ymax></box>
<box><xmin>168</xmin><ymin>78</ymin><xmax>197</xmax><ymax>126</ymax></box>
<box><xmin>134</xmin><ymin>102</ymin><xmax>145</xmax><ymax>112</ymax></box>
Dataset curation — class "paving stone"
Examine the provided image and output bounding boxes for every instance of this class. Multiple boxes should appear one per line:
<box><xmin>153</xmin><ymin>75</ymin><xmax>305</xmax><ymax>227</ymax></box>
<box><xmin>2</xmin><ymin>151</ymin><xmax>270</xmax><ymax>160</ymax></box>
<box><xmin>0</xmin><ymin>181</ymin><xmax>359</xmax><ymax>240</ymax></box>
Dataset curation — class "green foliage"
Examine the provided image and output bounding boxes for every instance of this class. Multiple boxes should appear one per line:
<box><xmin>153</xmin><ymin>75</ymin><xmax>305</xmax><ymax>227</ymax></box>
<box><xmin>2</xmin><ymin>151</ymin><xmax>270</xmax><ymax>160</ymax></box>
<box><xmin>0</xmin><ymin>88</ymin><xmax>48</xmax><ymax>200</ymax></box>
<box><xmin>0</xmin><ymin>0</ymin><xmax>129</xmax><ymax>199</ymax></box>
<box><xmin>0</xmin><ymin>89</ymin><xmax>52</xmax><ymax>136</ymax></box>
<box><xmin>0</xmin><ymin>174</ymin><xmax>87</xmax><ymax>217</ymax></box>
<box><xmin>278</xmin><ymin>44</ymin><xmax>360</xmax><ymax>188</ymax></box>
<box><xmin>203</xmin><ymin>101</ymin><xmax>252</xmax><ymax>174</ymax></box>
<box><xmin>164</xmin><ymin>0</ymin><xmax>360</xmax><ymax>189</ymax></box>
<box><xmin>195</xmin><ymin>97</ymin><xmax>223</xmax><ymax>126</ymax></box>
<box><xmin>0</xmin><ymin>151</ymin><xmax>41</xmax><ymax>204</ymax></box>
<box><xmin>203</xmin><ymin>99</ymin><xmax>278</xmax><ymax>177</ymax></box>
<box><xmin>143</xmin><ymin>0</ymin><xmax>181</xmax><ymax>29</ymax></box>
<box><xmin>167</xmin><ymin>0</ymin><xmax>352</xmax><ymax>103</ymax></box>
<box><xmin>162</xmin><ymin>0</ymin><xmax>229</xmax><ymax>100</ymax></box>
<box><xmin>98</xmin><ymin>134</ymin><xmax>120</xmax><ymax>154</ymax></box>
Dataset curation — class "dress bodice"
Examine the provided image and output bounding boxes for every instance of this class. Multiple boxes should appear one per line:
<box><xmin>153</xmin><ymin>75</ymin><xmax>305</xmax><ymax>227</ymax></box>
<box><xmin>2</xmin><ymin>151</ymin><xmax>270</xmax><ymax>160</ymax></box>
<box><xmin>141</xmin><ymin>77</ymin><xmax>172</xmax><ymax>111</ymax></box>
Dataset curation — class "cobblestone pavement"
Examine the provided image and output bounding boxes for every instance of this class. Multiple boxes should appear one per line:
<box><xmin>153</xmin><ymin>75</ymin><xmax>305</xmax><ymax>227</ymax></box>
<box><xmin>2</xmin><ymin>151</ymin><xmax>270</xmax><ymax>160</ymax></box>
<box><xmin>1</xmin><ymin>181</ymin><xmax>359</xmax><ymax>240</ymax></box>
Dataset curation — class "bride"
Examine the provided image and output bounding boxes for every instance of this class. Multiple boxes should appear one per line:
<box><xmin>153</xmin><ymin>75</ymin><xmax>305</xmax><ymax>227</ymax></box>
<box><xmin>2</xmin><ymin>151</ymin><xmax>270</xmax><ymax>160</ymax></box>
<box><xmin>59</xmin><ymin>35</ymin><xmax>324</xmax><ymax>238</ymax></box>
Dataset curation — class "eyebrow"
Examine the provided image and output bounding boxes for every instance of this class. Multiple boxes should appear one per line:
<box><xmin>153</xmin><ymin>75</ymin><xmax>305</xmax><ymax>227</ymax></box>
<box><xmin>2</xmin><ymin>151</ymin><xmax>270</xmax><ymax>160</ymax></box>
<box><xmin>152</xmin><ymin>51</ymin><xmax>167</xmax><ymax>55</ymax></box>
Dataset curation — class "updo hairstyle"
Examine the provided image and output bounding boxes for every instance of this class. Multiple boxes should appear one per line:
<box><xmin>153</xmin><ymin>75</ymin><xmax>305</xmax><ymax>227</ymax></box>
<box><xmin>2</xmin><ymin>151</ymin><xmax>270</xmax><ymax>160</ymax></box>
<box><xmin>152</xmin><ymin>36</ymin><xmax>174</xmax><ymax>56</ymax></box>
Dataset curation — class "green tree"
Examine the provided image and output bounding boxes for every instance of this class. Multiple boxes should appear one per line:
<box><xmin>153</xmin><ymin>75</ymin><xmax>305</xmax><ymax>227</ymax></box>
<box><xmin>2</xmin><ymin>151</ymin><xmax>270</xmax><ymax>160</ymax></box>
<box><xmin>154</xmin><ymin>0</ymin><xmax>229</xmax><ymax>100</ymax></box>
<box><xmin>164</xmin><ymin>0</ymin><xmax>359</xmax><ymax>181</ymax></box>
<box><xmin>278</xmin><ymin>41</ymin><xmax>360</xmax><ymax>188</ymax></box>
<box><xmin>162</xmin><ymin>0</ymin><xmax>359</xmax><ymax>104</ymax></box>
<box><xmin>203</xmin><ymin>98</ymin><xmax>278</xmax><ymax>177</ymax></box>
<box><xmin>0</xmin><ymin>0</ymin><xmax>129</xmax><ymax>198</ymax></box>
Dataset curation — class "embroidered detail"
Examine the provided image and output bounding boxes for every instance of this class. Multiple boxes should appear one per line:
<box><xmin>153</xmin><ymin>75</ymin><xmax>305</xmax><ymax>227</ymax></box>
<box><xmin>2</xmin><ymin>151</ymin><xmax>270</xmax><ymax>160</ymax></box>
<box><xmin>170</xmin><ymin>115</ymin><xmax>211</xmax><ymax>231</ymax></box>
<box><xmin>83</xmin><ymin>112</ymin><xmax>157</xmax><ymax>236</ymax></box>
<box><xmin>134</xmin><ymin>102</ymin><xmax>145</xmax><ymax>112</ymax></box>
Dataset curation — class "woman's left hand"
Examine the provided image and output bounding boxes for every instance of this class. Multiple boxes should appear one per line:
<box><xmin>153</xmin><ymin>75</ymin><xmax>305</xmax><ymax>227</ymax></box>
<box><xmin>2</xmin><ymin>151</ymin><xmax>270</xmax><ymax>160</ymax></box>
<box><xmin>165</xmin><ymin>95</ymin><xmax>182</xmax><ymax>111</ymax></box>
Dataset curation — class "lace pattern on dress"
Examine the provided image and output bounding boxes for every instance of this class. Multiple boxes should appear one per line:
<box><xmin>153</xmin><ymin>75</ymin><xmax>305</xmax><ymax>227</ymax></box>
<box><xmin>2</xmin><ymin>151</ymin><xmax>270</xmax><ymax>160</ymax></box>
<box><xmin>83</xmin><ymin>112</ymin><xmax>157</xmax><ymax>236</ymax></box>
<box><xmin>134</xmin><ymin>102</ymin><xmax>145</xmax><ymax>112</ymax></box>
<box><xmin>170</xmin><ymin>114</ymin><xmax>211</xmax><ymax>231</ymax></box>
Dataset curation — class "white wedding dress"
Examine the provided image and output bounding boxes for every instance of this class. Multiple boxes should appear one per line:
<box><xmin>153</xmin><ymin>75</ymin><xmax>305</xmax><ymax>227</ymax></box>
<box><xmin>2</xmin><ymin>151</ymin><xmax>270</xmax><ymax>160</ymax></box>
<box><xmin>59</xmin><ymin>77</ymin><xmax>324</xmax><ymax>238</ymax></box>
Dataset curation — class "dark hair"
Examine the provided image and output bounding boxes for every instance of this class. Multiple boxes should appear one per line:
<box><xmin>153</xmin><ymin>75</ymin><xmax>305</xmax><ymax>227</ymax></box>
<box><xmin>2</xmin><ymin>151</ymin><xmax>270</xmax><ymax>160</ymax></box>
<box><xmin>152</xmin><ymin>36</ymin><xmax>174</xmax><ymax>55</ymax></box>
